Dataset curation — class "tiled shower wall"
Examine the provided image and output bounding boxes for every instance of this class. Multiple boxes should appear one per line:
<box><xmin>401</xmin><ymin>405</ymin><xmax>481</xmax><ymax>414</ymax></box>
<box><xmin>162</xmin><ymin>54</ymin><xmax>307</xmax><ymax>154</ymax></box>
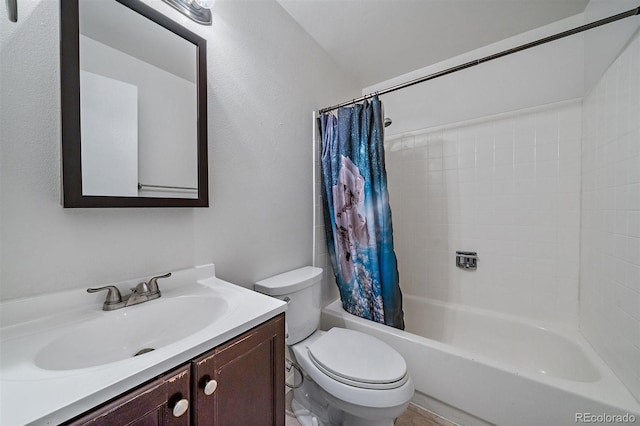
<box><xmin>580</xmin><ymin>30</ymin><xmax>640</xmax><ymax>401</ymax></box>
<box><xmin>385</xmin><ymin>100</ymin><xmax>583</xmax><ymax>326</ymax></box>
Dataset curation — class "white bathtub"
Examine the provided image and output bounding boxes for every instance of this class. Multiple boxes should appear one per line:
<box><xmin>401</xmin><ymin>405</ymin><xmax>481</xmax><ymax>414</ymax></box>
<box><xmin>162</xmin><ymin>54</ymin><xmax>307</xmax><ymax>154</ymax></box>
<box><xmin>322</xmin><ymin>295</ymin><xmax>640</xmax><ymax>426</ymax></box>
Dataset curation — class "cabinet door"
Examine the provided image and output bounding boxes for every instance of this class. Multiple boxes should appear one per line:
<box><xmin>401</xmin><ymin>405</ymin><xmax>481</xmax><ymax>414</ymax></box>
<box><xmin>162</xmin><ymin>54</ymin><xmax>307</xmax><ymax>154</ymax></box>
<box><xmin>66</xmin><ymin>364</ymin><xmax>191</xmax><ymax>426</ymax></box>
<box><xmin>192</xmin><ymin>314</ymin><xmax>285</xmax><ymax>426</ymax></box>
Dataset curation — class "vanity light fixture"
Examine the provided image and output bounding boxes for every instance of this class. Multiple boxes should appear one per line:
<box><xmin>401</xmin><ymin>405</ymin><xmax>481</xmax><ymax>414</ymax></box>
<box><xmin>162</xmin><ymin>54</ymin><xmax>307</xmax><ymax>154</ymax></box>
<box><xmin>161</xmin><ymin>0</ymin><xmax>214</xmax><ymax>25</ymax></box>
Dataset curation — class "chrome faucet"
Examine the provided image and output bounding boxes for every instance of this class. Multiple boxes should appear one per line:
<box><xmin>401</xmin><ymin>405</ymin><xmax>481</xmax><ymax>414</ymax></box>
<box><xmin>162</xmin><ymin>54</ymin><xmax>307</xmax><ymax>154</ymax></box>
<box><xmin>87</xmin><ymin>272</ymin><xmax>172</xmax><ymax>311</ymax></box>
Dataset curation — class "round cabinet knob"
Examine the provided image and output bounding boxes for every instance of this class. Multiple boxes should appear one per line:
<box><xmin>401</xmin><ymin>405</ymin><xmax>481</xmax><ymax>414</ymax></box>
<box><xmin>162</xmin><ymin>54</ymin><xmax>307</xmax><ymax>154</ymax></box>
<box><xmin>204</xmin><ymin>379</ymin><xmax>218</xmax><ymax>396</ymax></box>
<box><xmin>172</xmin><ymin>399</ymin><xmax>189</xmax><ymax>418</ymax></box>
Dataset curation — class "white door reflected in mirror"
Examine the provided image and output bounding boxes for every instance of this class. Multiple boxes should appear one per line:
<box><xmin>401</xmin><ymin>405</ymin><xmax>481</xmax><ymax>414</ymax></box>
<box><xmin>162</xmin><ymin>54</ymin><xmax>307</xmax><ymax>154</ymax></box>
<box><xmin>80</xmin><ymin>70</ymin><xmax>139</xmax><ymax>197</ymax></box>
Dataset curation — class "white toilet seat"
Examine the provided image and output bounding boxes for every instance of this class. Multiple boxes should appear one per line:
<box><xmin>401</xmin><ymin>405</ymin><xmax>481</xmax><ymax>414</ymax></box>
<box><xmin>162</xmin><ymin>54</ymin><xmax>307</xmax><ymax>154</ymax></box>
<box><xmin>291</xmin><ymin>329</ymin><xmax>414</xmax><ymax>409</ymax></box>
<box><xmin>307</xmin><ymin>328</ymin><xmax>409</xmax><ymax>390</ymax></box>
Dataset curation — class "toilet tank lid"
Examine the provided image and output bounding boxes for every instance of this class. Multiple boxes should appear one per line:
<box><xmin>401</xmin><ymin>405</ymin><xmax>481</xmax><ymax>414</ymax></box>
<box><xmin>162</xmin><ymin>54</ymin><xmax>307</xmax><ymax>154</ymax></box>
<box><xmin>255</xmin><ymin>266</ymin><xmax>323</xmax><ymax>296</ymax></box>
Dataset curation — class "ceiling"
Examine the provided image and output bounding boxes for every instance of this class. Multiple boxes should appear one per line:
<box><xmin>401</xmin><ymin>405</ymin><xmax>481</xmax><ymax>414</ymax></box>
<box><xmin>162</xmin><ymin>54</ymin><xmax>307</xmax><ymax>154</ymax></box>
<box><xmin>276</xmin><ymin>0</ymin><xmax>589</xmax><ymax>87</ymax></box>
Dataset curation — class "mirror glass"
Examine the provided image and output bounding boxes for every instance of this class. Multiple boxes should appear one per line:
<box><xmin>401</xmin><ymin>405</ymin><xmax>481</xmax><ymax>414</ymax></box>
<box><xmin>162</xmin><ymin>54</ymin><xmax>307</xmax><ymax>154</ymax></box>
<box><xmin>61</xmin><ymin>0</ymin><xmax>208</xmax><ymax>207</ymax></box>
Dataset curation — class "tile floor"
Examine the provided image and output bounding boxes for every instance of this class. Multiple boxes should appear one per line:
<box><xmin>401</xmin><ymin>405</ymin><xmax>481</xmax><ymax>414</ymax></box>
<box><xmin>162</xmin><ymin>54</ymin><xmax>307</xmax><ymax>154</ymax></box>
<box><xmin>285</xmin><ymin>391</ymin><xmax>457</xmax><ymax>426</ymax></box>
<box><xmin>395</xmin><ymin>404</ymin><xmax>458</xmax><ymax>426</ymax></box>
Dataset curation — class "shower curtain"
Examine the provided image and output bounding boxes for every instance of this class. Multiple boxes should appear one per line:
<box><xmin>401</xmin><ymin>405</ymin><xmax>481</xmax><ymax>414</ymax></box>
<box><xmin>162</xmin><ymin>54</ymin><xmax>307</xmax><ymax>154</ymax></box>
<box><xmin>318</xmin><ymin>96</ymin><xmax>404</xmax><ymax>330</ymax></box>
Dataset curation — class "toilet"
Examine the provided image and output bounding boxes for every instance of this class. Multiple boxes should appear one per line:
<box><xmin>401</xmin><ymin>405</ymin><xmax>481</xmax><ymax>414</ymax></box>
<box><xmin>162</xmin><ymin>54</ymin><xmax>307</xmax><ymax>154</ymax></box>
<box><xmin>255</xmin><ymin>266</ymin><xmax>414</xmax><ymax>426</ymax></box>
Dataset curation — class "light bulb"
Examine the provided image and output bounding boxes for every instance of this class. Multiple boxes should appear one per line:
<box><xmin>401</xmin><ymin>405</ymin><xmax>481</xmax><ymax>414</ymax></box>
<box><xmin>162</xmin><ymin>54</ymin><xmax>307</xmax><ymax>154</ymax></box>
<box><xmin>194</xmin><ymin>0</ymin><xmax>215</xmax><ymax>9</ymax></box>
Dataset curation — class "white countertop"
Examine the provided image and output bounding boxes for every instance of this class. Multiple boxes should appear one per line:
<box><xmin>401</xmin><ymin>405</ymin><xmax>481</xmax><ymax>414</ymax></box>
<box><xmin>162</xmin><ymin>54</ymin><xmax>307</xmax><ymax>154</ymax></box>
<box><xmin>0</xmin><ymin>264</ymin><xmax>286</xmax><ymax>425</ymax></box>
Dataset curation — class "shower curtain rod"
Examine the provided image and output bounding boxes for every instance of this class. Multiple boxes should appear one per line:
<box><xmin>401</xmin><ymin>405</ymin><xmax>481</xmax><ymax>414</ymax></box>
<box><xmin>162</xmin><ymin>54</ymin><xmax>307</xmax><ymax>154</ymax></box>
<box><xmin>318</xmin><ymin>6</ymin><xmax>640</xmax><ymax>114</ymax></box>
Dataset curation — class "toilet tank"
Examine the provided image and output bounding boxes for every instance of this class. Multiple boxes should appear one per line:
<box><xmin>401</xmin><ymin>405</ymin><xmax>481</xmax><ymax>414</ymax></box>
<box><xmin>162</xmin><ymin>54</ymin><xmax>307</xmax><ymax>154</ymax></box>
<box><xmin>254</xmin><ymin>266</ymin><xmax>323</xmax><ymax>345</ymax></box>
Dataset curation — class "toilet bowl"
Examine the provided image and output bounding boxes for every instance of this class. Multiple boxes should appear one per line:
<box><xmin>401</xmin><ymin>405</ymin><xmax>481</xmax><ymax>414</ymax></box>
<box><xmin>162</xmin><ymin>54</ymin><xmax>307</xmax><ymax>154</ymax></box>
<box><xmin>255</xmin><ymin>266</ymin><xmax>414</xmax><ymax>426</ymax></box>
<box><xmin>291</xmin><ymin>329</ymin><xmax>414</xmax><ymax>426</ymax></box>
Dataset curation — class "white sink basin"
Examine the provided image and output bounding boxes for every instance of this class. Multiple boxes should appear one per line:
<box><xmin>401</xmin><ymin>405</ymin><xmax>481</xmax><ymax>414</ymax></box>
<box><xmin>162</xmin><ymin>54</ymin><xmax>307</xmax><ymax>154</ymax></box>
<box><xmin>0</xmin><ymin>264</ymin><xmax>287</xmax><ymax>426</ymax></box>
<box><xmin>34</xmin><ymin>296</ymin><xmax>228</xmax><ymax>370</ymax></box>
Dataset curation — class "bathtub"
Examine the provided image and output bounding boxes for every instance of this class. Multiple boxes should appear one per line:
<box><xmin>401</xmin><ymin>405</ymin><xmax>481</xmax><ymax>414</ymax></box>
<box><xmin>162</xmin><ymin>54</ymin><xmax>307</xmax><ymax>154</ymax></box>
<box><xmin>322</xmin><ymin>295</ymin><xmax>640</xmax><ymax>426</ymax></box>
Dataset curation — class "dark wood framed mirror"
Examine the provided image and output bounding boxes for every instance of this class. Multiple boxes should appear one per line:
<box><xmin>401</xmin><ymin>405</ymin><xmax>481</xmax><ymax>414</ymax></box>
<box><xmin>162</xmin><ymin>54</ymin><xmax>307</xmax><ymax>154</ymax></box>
<box><xmin>60</xmin><ymin>0</ymin><xmax>208</xmax><ymax>207</ymax></box>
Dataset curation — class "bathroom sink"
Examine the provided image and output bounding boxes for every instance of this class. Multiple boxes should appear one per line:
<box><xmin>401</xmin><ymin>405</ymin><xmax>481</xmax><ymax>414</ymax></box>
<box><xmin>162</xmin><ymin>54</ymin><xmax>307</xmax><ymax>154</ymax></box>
<box><xmin>34</xmin><ymin>295</ymin><xmax>228</xmax><ymax>370</ymax></box>
<box><xmin>0</xmin><ymin>264</ymin><xmax>287</xmax><ymax>426</ymax></box>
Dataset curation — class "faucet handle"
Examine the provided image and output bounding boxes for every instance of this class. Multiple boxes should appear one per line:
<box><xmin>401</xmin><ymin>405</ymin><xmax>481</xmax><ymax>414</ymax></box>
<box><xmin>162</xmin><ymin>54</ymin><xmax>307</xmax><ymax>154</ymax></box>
<box><xmin>87</xmin><ymin>285</ymin><xmax>122</xmax><ymax>304</ymax></box>
<box><xmin>132</xmin><ymin>281</ymin><xmax>150</xmax><ymax>294</ymax></box>
<box><xmin>147</xmin><ymin>272</ymin><xmax>171</xmax><ymax>294</ymax></box>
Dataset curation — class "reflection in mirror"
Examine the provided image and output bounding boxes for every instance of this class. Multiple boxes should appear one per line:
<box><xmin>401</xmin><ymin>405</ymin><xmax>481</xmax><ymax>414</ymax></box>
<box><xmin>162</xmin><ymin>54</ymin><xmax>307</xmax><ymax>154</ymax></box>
<box><xmin>80</xmin><ymin>0</ymin><xmax>197</xmax><ymax>198</ymax></box>
<box><xmin>60</xmin><ymin>0</ymin><xmax>208</xmax><ymax>207</ymax></box>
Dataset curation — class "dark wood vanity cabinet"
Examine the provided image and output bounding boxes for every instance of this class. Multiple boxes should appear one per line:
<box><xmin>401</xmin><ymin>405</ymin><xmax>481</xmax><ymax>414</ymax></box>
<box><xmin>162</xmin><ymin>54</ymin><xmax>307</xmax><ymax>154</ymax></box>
<box><xmin>67</xmin><ymin>364</ymin><xmax>191</xmax><ymax>426</ymax></box>
<box><xmin>192</xmin><ymin>314</ymin><xmax>285</xmax><ymax>426</ymax></box>
<box><xmin>65</xmin><ymin>314</ymin><xmax>285</xmax><ymax>426</ymax></box>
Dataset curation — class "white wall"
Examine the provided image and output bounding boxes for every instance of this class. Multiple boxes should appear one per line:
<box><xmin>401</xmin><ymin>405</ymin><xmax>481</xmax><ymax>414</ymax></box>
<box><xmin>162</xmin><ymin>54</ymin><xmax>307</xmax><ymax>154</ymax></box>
<box><xmin>583</xmin><ymin>0</ymin><xmax>640</xmax><ymax>92</ymax></box>
<box><xmin>385</xmin><ymin>100</ymin><xmax>582</xmax><ymax>325</ymax></box>
<box><xmin>0</xmin><ymin>0</ymin><xmax>359</xmax><ymax>300</ymax></box>
<box><xmin>580</xmin><ymin>29</ymin><xmax>640</xmax><ymax>402</ymax></box>
<box><xmin>364</xmin><ymin>14</ymin><xmax>585</xmax><ymax>138</ymax></box>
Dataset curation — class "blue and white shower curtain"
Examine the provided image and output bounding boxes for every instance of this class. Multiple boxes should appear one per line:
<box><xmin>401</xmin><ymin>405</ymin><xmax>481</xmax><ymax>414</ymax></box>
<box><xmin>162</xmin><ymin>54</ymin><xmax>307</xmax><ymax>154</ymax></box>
<box><xmin>318</xmin><ymin>96</ymin><xmax>404</xmax><ymax>330</ymax></box>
